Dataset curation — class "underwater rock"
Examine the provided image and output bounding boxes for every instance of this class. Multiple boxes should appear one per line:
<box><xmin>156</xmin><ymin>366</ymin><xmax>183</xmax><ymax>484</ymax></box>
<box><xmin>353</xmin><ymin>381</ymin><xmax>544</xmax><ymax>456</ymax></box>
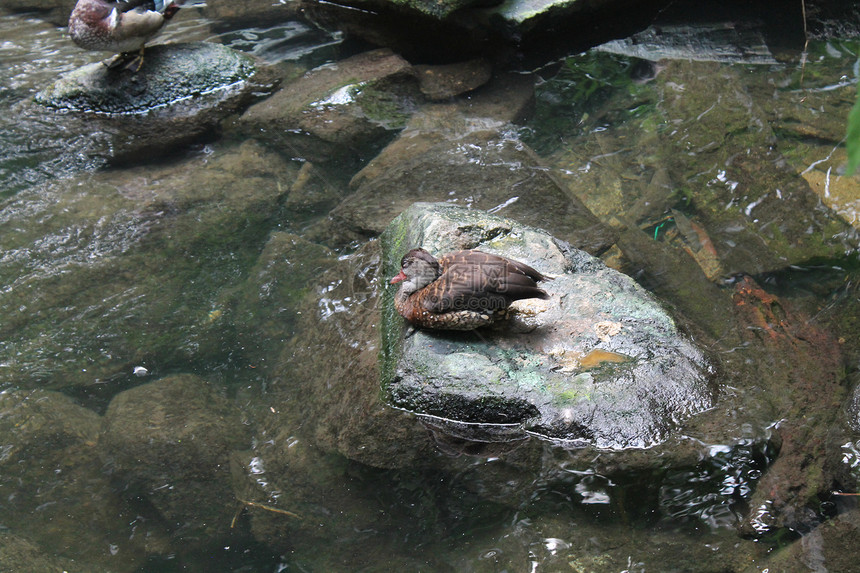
<box><xmin>758</xmin><ymin>508</ymin><xmax>860</xmax><ymax>572</ymax></box>
<box><xmin>0</xmin><ymin>0</ymin><xmax>75</xmax><ymax>25</ymax></box>
<box><xmin>235</xmin><ymin>48</ymin><xmax>417</xmax><ymax>165</ymax></box>
<box><xmin>413</xmin><ymin>58</ymin><xmax>493</xmax><ymax>100</ymax></box>
<box><xmin>231</xmin><ymin>440</ymin><xmax>422</xmax><ymax>563</ymax></box>
<box><xmin>849</xmin><ymin>381</ymin><xmax>860</xmax><ymax>434</ymax></box>
<box><xmin>728</xmin><ymin>276</ymin><xmax>846</xmax><ymax>538</ymax></box>
<box><xmin>102</xmin><ymin>374</ymin><xmax>249</xmax><ymax>540</ymax></box>
<box><xmin>346</xmin><ymin>69</ymin><xmax>536</xmax><ymax>190</ymax></box>
<box><xmin>595</xmin><ymin>22</ymin><xmax>778</xmax><ymax>64</ymax></box>
<box><xmin>260</xmin><ymin>240</ymin><xmax>437</xmax><ymax>469</ymax></box>
<box><xmin>0</xmin><ymin>139</ymin><xmax>294</xmax><ymax>395</ymax></box>
<box><xmin>541</xmin><ymin>56</ymin><xmax>859</xmax><ymax>279</ymax></box>
<box><xmin>331</xmin><ymin>131</ymin><xmax>614</xmax><ymax>254</ymax></box>
<box><xmin>319</xmin><ymin>60</ymin><xmax>611</xmax><ymax>254</ymax></box>
<box><xmin>380</xmin><ymin>202</ymin><xmax>716</xmax><ymax>449</ymax></box>
<box><xmin>200</xmin><ymin>0</ymin><xmax>301</xmax><ymax>24</ymax></box>
<box><xmin>0</xmin><ymin>390</ymin><xmax>150</xmax><ymax>570</ymax></box>
<box><xmin>310</xmin><ymin>0</ymin><xmax>488</xmax><ymax>19</ymax></box>
<box><xmin>614</xmin><ymin>223</ymin><xmax>737</xmax><ymax>343</ymax></box>
<box><xmin>34</xmin><ymin>42</ymin><xmax>274</xmax><ymax>162</ymax></box>
<box><xmin>0</xmin><ymin>532</ymin><xmax>75</xmax><ymax>572</ymax></box>
<box><xmin>232</xmin><ymin>231</ymin><xmax>336</xmax><ymax>373</ymax></box>
<box><xmin>283</xmin><ymin>162</ymin><xmax>349</xmax><ymax>213</ymax></box>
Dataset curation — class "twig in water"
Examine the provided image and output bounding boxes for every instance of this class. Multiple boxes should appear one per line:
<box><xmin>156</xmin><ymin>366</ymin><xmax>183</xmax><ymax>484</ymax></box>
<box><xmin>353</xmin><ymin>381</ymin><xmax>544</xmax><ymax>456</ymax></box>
<box><xmin>231</xmin><ymin>498</ymin><xmax>302</xmax><ymax>528</ymax></box>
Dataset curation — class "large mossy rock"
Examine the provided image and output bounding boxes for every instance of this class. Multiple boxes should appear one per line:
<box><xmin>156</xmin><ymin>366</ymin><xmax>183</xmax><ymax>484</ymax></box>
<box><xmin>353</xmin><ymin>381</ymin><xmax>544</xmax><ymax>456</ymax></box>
<box><xmin>380</xmin><ymin>203</ymin><xmax>715</xmax><ymax>449</ymax></box>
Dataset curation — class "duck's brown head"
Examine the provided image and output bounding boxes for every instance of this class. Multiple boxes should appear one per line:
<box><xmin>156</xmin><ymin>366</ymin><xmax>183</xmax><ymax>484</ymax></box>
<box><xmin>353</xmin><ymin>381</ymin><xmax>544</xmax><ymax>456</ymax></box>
<box><xmin>389</xmin><ymin>248</ymin><xmax>441</xmax><ymax>294</ymax></box>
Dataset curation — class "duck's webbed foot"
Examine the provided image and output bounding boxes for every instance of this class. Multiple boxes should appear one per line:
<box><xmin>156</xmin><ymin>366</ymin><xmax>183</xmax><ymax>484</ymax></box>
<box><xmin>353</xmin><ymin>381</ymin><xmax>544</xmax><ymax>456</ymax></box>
<box><xmin>104</xmin><ymin>46</ymin><xmax>145</xmax><ymax>72</ymax></box>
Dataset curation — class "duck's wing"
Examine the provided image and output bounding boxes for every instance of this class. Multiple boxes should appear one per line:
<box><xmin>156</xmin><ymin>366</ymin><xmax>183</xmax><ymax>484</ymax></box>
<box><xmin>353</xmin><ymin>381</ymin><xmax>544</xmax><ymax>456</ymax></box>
<box><xmin>116</xmin><ymin>0</ymin><xmax>186</xmax><ymax>14</ymax></box>
<box><xmin>440</xmin><ymin>250</ymin><xmax>549</xmax><ymax>282</ymax></box>
<box><xmin>115</xmin><ymin>0</ymin><xmax>163</xmax><ymax>13</ymax></box>
<box><xmin>420</xmin><ymin>250</ymin><xmax>548</xmax><ymax>313</ymax></box>
<box><xmin>112</xmin><ymin>7</ymin><xmax>168</xmax><ymax>40</ymax></box>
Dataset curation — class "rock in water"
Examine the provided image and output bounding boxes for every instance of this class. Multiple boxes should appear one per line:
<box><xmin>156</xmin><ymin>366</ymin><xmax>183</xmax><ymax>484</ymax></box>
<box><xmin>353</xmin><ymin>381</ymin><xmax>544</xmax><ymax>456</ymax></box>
<box><xmin>34</xmin><ymin>42</ymin><xmax>272</xmax><ymax>161</ymax></box>
<box><xmin>380</xmin><ymin>202</ymin><xmax>715</xmax><ymax>449</ymax></box>
<box><xmin>36</xmin><ymin>42</ymin><xmax>257</xmax><ymax>114</ymax></box>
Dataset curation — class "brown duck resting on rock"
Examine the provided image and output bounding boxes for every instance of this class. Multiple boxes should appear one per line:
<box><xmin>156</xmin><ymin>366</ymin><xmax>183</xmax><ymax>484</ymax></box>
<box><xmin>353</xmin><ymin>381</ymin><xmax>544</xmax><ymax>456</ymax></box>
<box><xmin>389</xmin><ymin>248</ymin><xmax>551</xmax><ymax>330</ymax></box>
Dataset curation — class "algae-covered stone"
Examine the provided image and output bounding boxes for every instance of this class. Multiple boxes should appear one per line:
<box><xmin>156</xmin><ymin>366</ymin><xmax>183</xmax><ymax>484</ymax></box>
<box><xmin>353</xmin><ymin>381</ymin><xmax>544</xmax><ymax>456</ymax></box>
<box><xmin>381</xmin><ymin>202</ymin><xmax>715</xmax><ymax>449</ymax></box>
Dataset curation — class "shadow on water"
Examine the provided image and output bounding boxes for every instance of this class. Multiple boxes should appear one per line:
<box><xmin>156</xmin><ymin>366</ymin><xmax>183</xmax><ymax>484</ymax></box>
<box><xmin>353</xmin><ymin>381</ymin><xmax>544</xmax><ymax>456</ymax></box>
<box><xmin>2</xmin><ymin>0</ymin><xmax>860</xmax><ymax>571</ymax></box>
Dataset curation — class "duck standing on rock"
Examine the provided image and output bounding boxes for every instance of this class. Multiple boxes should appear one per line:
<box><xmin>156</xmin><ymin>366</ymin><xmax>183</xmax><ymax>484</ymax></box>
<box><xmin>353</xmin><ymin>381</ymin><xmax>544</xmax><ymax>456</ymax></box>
<box><xmin>390</xmin><ymin>248</ymin><xmax>551</xmax><ymax>330</ymax></box>
<box><xmin>68</xmin><ymin>0</ymin><xmax>186</xmax><ymax>70</ymax></box>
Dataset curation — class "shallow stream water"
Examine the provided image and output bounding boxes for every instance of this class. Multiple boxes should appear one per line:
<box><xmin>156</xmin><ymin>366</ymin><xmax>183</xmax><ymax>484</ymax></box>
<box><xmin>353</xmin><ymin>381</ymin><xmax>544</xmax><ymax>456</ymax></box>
<box><xmin>1</xmin><ymin>5</ymin><xmax>860</xmax><ymax>572</ymax></box>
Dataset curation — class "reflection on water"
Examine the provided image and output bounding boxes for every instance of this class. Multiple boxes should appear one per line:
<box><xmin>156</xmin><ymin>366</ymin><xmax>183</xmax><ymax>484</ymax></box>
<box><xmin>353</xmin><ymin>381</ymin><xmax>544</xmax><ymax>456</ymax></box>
<box><xmin>661</xmin><ymin>440</ymin><xmax>774</xmax><ymax>529</ymax></box>
<box><xmin>1</xmin><ymin>4</ymin><xmax>859</xmax><ymax>572</ymax></box>
<box><xmin>218</xmin><ymin>22</ymin><xmax>343</xmax><ymax>64</ymax></box>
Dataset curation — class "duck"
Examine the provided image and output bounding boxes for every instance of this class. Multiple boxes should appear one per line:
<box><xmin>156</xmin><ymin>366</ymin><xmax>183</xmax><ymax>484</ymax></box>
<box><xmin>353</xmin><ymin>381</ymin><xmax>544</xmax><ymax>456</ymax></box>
<box><xmin>389</xmin><ymin>248</ymin><xmax>550</xmax><ymax>330</ymax></box>
<box><xmin>68</xmin><ymin>0</ymin><xmax>183</xmax><ymax>70</ymax></box>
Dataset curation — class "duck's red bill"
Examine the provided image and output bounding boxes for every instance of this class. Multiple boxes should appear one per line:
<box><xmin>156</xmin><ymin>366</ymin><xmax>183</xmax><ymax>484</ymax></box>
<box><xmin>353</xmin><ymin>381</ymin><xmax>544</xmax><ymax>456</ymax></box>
<box><xmin>390</xmin><ymin>271</ymin><xmax>407</xmax><ymax>284</ymax></box>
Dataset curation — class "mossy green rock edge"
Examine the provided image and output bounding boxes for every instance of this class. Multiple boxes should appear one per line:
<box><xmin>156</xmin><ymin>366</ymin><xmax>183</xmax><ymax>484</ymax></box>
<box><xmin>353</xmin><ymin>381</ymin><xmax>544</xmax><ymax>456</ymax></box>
<box><xmin>35</xmin><ymin>42</ymin><xmax>257</xmax><ymax>115</ymax></box>
<box><xmin>380</xmin><ymin>202</ymin><xmax>716</xmax><ymax>449</ymax></box>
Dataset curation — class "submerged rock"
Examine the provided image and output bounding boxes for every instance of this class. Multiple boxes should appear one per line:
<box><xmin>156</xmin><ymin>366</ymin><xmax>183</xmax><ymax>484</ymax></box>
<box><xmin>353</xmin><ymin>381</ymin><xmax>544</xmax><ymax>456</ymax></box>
<box><xmin>0</xmin><ymin>139</ymin><xmax>294</xmax><ymax>395</ymax></box>
<box><xmin>0</xmin><ymin>532</ymin><xmax>74</xmax><ymax>572</ymax></box>
<box><xmin>595</xmin><ymin>22</ymin><xmax>778</xmax><ymax>64</ymax></box>
<box><xmin>535</xmin><ymin>54</ymin><xmax>859</xmax><ymax>281</ymax></box>
<box><xmin>34</xmin><ymin>42</ymin><xmax>274</xmax><ymax>162</ymax></box>
<box><xmin>380</xmin><ymin>202</ymin><xmax>715</xmax><ymax>449</ymax></box>
<box><xmin>259</xmin><ymin>240</ymin><xmax>437</xmax><ymax>470</ymax></box>
<box><xmin>332</xmin><ymin>130</ymin><xmax>615</xmax><ymax>254</ymax></box>
<box><xmin>413</xmin><ymin>58</ymin><xmax>493</xmax><ymax>100</ymax></box>
<box><xmin>727</xmin><ymin>276</ymin><xmax>847</xmax><ymax>537</ymax></box>
<box><xmin>0</xmin><ymin>390</ymin><xmax>151</xmax><ymax>570</ymax></box>
<box><xmin>234</xmin><ymin>48</ymin><xmax>417</xmax><ymax>165</ymax></box>
<box><xmin>232</xmin><ymin>231</ymin><xmax>336</xmax><ymax>373</ymax></box>
<box><xmin>0</xmin><ymin>0</ymin><xmax>75</xmax><ymax>26</ymax></box>
<box><xmin>102</xmin><ymin>374</ymin><xmax>248</xmax><ymax>541</ymax></box>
